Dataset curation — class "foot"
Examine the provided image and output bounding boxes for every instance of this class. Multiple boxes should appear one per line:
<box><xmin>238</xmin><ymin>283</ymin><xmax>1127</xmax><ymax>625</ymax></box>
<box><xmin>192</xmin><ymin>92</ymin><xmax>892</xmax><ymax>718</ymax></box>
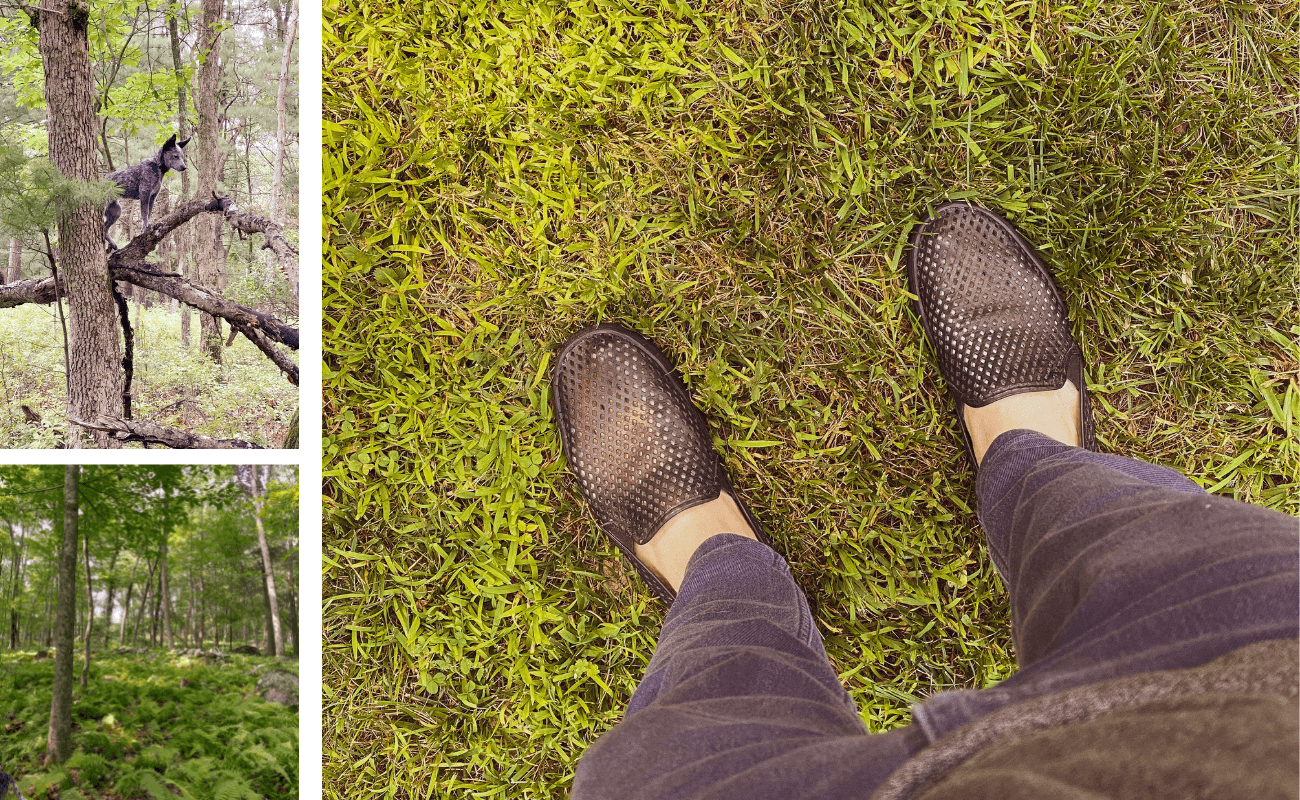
<box><xmin>907</xmin><ymin>202</ymin><xmax>1097</xmax><ymax>467</ymax></box>
<box><xmin>634</xmin><ymin>491</ymin><xmax>758</xmax><ymax>592</ymax></box>
<box><xmin>964</xmin><ymin>379</ymin><xmax>1081</xmax><ymax>465</ymax></box>
<box><xmin>551</xmin><ymin>323</ymin><xmax>770</xmax><ymax>602</ymax></box>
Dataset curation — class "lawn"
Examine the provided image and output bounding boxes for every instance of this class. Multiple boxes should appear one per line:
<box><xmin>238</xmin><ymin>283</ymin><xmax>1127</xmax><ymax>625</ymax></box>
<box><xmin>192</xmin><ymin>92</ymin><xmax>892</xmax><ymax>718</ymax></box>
<box><xmin>322</xmin><ymin>0</ymin><xmax>1297</xmax><ymax>796</ymax></box>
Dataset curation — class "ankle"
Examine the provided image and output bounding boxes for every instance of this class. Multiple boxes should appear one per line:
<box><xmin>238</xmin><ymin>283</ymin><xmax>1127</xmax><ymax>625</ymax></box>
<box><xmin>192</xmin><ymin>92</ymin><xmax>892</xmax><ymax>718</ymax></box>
<box><xmin>964</xmin><ymin>380</ymin><xmax>1081</xmax><ymax>465</ymax></box>
<box><xmin>634</xmin><ymin>492</ymin><xmax>758</xmax><ymax>592</ymax></box>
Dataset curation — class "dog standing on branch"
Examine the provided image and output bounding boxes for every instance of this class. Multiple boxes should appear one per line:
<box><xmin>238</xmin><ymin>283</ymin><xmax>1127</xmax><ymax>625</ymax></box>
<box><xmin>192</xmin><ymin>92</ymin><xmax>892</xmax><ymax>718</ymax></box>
<box><xmin>103</xmin><ymin>134</ymin><xmax>190</xmax><ymax>250</ymax></box>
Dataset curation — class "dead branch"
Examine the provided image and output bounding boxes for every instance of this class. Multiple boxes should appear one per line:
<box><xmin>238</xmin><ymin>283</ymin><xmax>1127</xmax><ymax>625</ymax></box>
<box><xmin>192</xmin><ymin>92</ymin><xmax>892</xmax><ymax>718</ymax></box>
<box><xmin>0</xmin><ymin>277</ymin><xmax>58</xmax><ymax>306</ymax></box>
<box><xmin>221</xmin><ymin>200</ymin><xmax>298</xmax><ymax>268</ymax></box>
<box><xmin>0</xmin><ymin>194</ymin><xmax>299</xmax><ymax>385</ymax></box>
<box><xmin>69</xmin><ymin>415</ymin><xmax>266</xmax><ymax>449</ymax></box>
<box><xmin>113</xmin><ymin>264</ymin><xmax>299</xmax><ymax>384</ymax></box>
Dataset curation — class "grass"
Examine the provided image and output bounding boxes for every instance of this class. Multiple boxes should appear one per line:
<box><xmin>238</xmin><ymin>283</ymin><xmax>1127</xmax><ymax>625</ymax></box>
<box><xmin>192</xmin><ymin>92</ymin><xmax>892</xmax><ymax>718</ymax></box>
<box><xmin>322</xmin><ymin>0</ymin><xmax>1298</xmax><ymax>796</ymax></box>
<box><xmin>0</xmin><ymin>303</ymin><xmax>299</xmax><ymax>448</ymax></box>
<box><xmin>0</xmin><ymin>649</ymin><xmax>298</xmax><ymax>799</ymax></box>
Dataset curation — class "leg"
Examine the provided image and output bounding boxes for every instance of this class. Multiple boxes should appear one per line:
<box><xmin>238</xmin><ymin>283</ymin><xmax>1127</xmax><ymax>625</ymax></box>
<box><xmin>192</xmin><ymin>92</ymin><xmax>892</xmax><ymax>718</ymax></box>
<box><xmin>906</xmin><ymin>202</ymin><xmax>1298</xmax><ymax>740</ymax></box>
<box><xmin>573</xmin><ymin>534</ymin><xmax>922</xmax><ymax>800</ymax></box>
<box><xmin>553</xmin><ymin>325</ymin><xmax>922</xmax><ymax>799</ymax></box>
<box><xmin>910</xmin><ymin>429</ymin><xmax>1298</xmax><ymax>740</ymax></box>
<box><xmin>103</xmin><ymin>199</ymin><xmax>121</xmax><ymax>250</ymax></box>
<box><xmin>139</xmin><ymin>192</ymin><xmax>152</xmax><ymax>231</ymax></box>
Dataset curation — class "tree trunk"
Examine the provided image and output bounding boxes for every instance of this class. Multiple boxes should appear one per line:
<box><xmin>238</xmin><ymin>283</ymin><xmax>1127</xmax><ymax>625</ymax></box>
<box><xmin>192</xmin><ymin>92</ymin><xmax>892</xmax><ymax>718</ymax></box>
<box><xmin>40</xmin><ymin>0</ymin><xmax>123</xmax><ymax>449</ymax></box>
<box><xmin>46</xmin><ymin>465</ymin><xmax>78</xmax><ymax>764</ymax></box>
<box><xmin>284</xmin><ymin>559</ymin><xmax>297</xmax><ymax>657</ymax></box>
<box><xmin>7</xmin><ymin>238</ymin><xmax>20</xmax><ymax>283</ymax></box>
<box><xmin>117</xmin><ymin>557</ymin><xmax>137</xmax><ymax>647</ymax></box>
<box><xmin>6</xmin><ymin>520</ymin><xmax>24</xmax><ymax>650</ymax></box>
<box><xmin>79</xmin><ymin>523</ymin><xmax>92</xmax><ymax>688</ymax></box>
<box><xmin>196</xmin><ymin>575</ymin><xmax>205</xmax><ymax>649</ymax></box>
<box><xmin>194</xmin><ymin>0</ymin><xmax>228</xmax><ymax>363</ymax></box>
<box><xmin>131</xmin><ymin>555</ymin><xmax>155</xmax><ymax>647</ymax></box>
<box><xmin>271</xmin><ymin>0</ymin><xmax>297</xmax><ymax>230</ymax></box>
<box><xmin>252</xmin><ymin>466</ymin><xmax>282</xmax><ymax>657</ymax></box>
<box><xmin>159</xmin><ymin>529</ymin><xmax>172</xmax><ymax>648</ymax></box>
<box><xmin>168</xmin><ymin>2</ymin><xmax>192</xmax><ymax>346</ymax></box>
<box><xmin>100</xmin><ymin>549</ymin><xmax>119</xmax><ymax>648</ymax></box>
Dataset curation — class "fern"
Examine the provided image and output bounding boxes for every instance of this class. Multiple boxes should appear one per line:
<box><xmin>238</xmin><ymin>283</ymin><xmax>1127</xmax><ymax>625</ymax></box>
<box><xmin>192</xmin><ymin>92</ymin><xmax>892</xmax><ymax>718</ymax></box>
<box><xmin>212</xmin><ymin>774</ymin><xmax>262</xmax><ymax>800</ymax></box>
<box><xmin>137</xmin><ymin>770</ymin><xmax>193</xmax><ymax>800</ymax></box>
<box><xmin>66</xmin><ymin>751</ymin><xmax>109</xmax><ymax>786</ymax></box>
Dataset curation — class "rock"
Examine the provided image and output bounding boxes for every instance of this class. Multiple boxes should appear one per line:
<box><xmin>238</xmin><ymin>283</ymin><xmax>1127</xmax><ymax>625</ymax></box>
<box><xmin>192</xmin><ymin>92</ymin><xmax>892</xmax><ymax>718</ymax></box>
<box><xmin>33</xmin><ymin>650</ymin><xmax>50</xmax><ymax>660</ymax></box>
<box><xmin>256</xmin><ymin>670</ymin><xmax>298</xmax><ymax>710</ymax></box>
<box><xmin>232</xmin><ymin>645</ymin><xmax>261</xmax><ymax>656</ymax></box>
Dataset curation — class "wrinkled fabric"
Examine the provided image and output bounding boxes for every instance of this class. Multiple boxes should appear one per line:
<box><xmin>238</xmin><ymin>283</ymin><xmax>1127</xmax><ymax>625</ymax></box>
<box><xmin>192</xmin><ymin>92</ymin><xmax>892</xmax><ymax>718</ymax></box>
<box><xmin>570</xmin><ymin>431</ymin><xmax>1299</xmax><ymax>800</ymax></box>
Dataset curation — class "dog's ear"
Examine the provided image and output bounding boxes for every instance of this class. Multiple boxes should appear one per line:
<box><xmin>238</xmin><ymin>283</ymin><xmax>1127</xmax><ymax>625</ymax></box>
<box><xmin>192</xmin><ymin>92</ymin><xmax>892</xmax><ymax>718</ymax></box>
<box><xmin>163</xmin><ymin>133</ymin><xmax>177</xmax><ymax>149</ymax></box>
<box><xmin>178</xmin><ymin>137</ymin><xmax>191</xmax><ymax>149</ymax></box>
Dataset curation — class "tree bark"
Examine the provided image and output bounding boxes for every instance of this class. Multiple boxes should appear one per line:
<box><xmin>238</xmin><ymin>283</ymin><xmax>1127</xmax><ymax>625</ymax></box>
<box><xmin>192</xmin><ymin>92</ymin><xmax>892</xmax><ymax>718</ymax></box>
<box><xmin>194</xmin><ymin>0</ymin><xmax>227</xmax><ymax>363</ymax></box>
<box><xmin>100</xmin><ymin>549</ymin><xmax>119</xmax><ymax>648</ymax></box>
<box><xmin>71</xmin><ymin>415</ymin><xmax>268</xmax><ymax>448</ymax></box>
<box><xmin>40</xmin><ymin>0</ymin><xmax>123</xmax><ymax>448</ymax></box>
<box><xmin>46</xmin><ymin>465</ymin><xmax>78</xmax><ymax>764</ymax></box>
<box><xmin>271</xmin><ymin>0</ymin><xmax>297</xmax><ymax>231</ymax></box>
<box><xmin>130</xmin><ymin>556</ymin><xmax>156</xmax><ymax>647</ymax></box>
<box><xmin>284</xmin><ymin>558</ymin><xmax>297</xmax><ymax>657</ymax></box>
<box><xmin>7</xmin><ymin>238</ymin><xmax>20</xmax><ymax>283</ymax></box>
<box><xmin>116</xmin><ymin>557</ymin><xmax>137</xmax><ymax>647</ymax></box>
<box><xmin>6</xmin><ymin>520</ymin><xmax>23</xmax><ymax>650</ymax></box>
<box><xmin>159</xmin><ymin>523</ymin><xmax>172</xmax><ymax>649</ymax></box>
<box><xmin>252</xmin><ymin>466</ymin><xmax>281</xmax><ymax>657</ymax></box>
<box><xmin>79</xmin><ymin>522</ymin><xmax>92</xmax><ymax>688</ymax></box>
<box><xmin>167</xmin><ymin>0</ymin><xmax>193</xmax><ymax>346</ymax></box>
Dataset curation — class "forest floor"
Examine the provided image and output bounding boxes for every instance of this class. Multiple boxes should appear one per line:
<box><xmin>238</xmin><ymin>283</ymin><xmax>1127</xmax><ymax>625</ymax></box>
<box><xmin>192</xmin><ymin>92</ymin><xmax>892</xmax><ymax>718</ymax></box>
<box><xmin>0</xmin><ymin>304</ymin><xmax>298</xmax><ymax>448</ymax></box>
<box><xmin>0</xmin><ymin>648</ymin><xmax>298</xmax><ymax>799</ymax></box>
<box><xmin>323</xmin><ymin>0</ymin><xmax>1297</xmax><ymax>796</ymax></box>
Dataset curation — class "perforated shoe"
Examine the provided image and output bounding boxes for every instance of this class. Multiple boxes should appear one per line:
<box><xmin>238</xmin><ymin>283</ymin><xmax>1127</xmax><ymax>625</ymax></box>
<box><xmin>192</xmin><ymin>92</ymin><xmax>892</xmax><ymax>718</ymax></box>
<box><xmin>550</xmin><ymin>323</ymin><xmax>769</xmax><ymax>602</ymax></box>
<box><xmin>907</xmin><ymin>202</ymin><xmax>1097</xmax><ymax>466</ymax></box>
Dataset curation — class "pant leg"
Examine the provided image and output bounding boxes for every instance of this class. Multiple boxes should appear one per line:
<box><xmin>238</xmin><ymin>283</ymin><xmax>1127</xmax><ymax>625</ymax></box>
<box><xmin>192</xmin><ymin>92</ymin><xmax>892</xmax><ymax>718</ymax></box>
<box><xmin>912</xmin><ymin>429</ymin><xmax>1299</xmax><ymax>742</ymax></box>
<box><xmin>571</xmin><ymin>533</ymin><xmax>923</xmax><ymax>800</ymax></box>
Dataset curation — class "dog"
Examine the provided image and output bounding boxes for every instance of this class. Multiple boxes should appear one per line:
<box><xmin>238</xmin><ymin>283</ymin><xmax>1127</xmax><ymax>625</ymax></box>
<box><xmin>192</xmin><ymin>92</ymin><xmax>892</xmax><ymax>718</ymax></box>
<box><xmin>103</xmin><ymin>134</ymin><xmax>189</xmax><ymax>250</ymax></box>
<box><xmin>0</xmin><ymin>771</ymin><xmax>25</xmax><ymax>800</ymax></box>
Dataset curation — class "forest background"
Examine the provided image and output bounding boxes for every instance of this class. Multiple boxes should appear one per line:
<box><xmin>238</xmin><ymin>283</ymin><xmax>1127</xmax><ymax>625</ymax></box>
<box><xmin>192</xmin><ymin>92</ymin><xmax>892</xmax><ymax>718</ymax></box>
<box><xmin>0</xmin><ymin>0</ymin><xmax>300</xmax><ymax>449</ymax></box>
<box><xmin>0</xmin><ymin>464</ymin><xmax>299</xmax><ymax>799</ymax></box>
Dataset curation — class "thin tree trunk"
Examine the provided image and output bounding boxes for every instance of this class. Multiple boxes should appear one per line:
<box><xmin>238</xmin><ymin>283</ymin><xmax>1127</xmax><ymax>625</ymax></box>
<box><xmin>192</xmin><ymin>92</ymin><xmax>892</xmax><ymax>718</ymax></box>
<box><xmin>194</xmin><ymin>0</ymin><xmax>228</xmax><ymax>363</ymax></box>
<box><xmin>46</xmin><ymin>465</ymin><xmax>78</xmax><ymax>764</ymax></box>
<box><xmin>79</xmin><ymin>523</ymin><xmax>92</xmax><ymax>688</ymax></box>
<box><xmin>39</xmin><ymin>0</ymin><xmax>123</xmax><ymax>449</ymax></box>
<box><xmin>100</xmin><ymin>549</ymin><xmax>118</xmax><ymax>649</ymax></box>
<box><xmin>251</xmin><ymin>466</ymin><xmax>282</xmax><ymax>657</ymax></box>
<box><xmin>131</xmin><ymin>556</ymin><xmax>156</xmax><ymax>647</ymax></box>
<box><xmin>196</xmin><ymin>576</ymin><xmax>205</xmax><ymax>649</ymax></box>
<box><xmin>271</xmin><ymin>0</ymin><xmax>297</xmax><ymax>230</ymax></box>
<box><xmin>7</xmin><ymin>238</ymin><xmax>20</xmax><ymax>283</ymax></box>
<box><xmin>168</xmin><ymin>2</ymin><xmax>192</xmax><ymax>347</ymax></box>
<box><xmin>117</xmin><ymin>558</ymin><xmax>137</xmax><ymax>647</ymax></box>
<box><xmin>159</xmin><ymin>527</ymin><xmax>172</xmax><ymax>648</ymax></box>
<box><xmin>284</xmin><ymin>559</ymin><xmax>297</xmax><ymax>657</ymax></box>
<box><xmin>6</xmin><ymin>520</ymin><xmax>22</xmax><ymax>650</ymax></box>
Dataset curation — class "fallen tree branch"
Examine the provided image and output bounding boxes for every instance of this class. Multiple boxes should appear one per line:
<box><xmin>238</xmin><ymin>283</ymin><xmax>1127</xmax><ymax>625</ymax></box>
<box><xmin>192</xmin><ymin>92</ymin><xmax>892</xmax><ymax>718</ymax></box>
<box><xmin>113</xmin><ymin>264</ymin><xmax>299</xmax><ymax>384</ymax></box>
<box><xmin>0</xmin><ymin>196</ymin><xmax>299</xmax><ymax>385</ymax></box>
<box><xmin>0</xmin><ymin>276</ymin><xmax>58</xmax><ymax>306</ymax></box>
<box><xmin>69</xmin><ymin>415</ymin><xmax>266</xmax><ymax>449</ymax></box>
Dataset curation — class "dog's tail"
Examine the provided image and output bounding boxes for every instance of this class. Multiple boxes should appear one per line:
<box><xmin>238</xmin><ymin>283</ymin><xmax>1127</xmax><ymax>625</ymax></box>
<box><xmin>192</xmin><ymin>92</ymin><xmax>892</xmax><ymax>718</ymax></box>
<box><xmin>0</xmin><ymin>772</ymin><xmax>25</xmax><ymax>800</ymax></box>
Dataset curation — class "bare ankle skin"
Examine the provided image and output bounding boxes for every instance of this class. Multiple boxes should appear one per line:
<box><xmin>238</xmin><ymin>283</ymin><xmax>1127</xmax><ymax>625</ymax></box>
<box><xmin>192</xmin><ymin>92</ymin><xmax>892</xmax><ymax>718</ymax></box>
<box><xmin>634</xmin><ymin>492</ymin><xmax>757</xmax><ymax>592</ymax></box>
<box><xmin>964</xmin><ymin>380</ymin><xmax>1080</xmax><ymax>466</ymax></box>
